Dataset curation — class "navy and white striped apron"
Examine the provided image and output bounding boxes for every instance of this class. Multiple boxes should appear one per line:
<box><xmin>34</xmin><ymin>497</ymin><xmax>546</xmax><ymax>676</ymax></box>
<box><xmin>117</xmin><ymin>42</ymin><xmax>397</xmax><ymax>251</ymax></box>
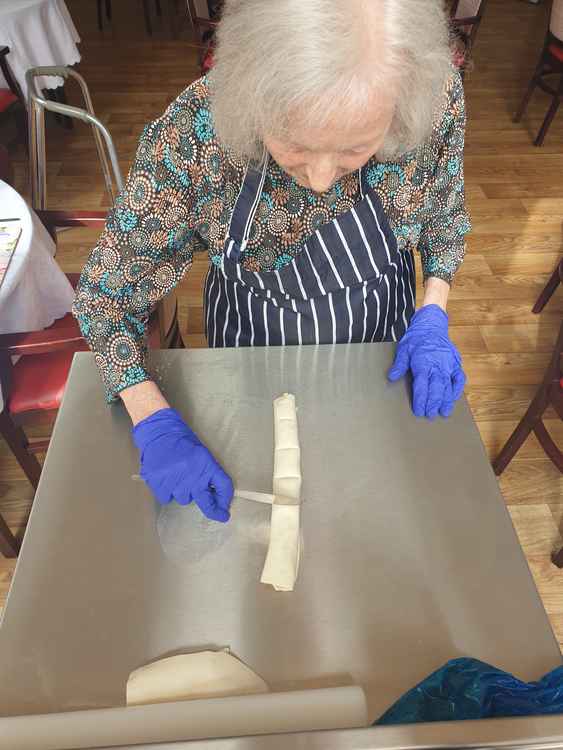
<box><xmin>204</xmin><ymin>158</ymin><xmax>416</xmax><ymax>347</ymax></box>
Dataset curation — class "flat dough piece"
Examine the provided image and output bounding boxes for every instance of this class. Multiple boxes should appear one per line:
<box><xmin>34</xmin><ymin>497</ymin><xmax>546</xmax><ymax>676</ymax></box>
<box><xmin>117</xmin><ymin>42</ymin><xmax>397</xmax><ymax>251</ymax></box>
<box><xmin>126</xmin><ymin>651</ymin><xmax>269</xmax><ymax>707</ymax></box>
<box><xmin>261</xmin><ymin>393</ymin><xmax>302</xmax><ymax>591</ymax></box>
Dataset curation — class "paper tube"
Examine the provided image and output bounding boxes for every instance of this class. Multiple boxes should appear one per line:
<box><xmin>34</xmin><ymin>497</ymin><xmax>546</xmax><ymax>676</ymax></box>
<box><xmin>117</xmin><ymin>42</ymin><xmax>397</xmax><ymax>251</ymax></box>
<box><xmin>0</xmin><ymin>686</ymin><xmax>368</xmax><ymax>750</ymax></box>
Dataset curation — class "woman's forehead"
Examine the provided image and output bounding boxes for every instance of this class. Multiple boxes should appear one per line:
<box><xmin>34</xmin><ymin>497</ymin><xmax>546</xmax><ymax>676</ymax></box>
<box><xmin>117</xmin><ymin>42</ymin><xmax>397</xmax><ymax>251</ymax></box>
<box><xmin>285</xmin><ymin>96</ymin><xmax>396</xmax><ymax>151</ymax></box>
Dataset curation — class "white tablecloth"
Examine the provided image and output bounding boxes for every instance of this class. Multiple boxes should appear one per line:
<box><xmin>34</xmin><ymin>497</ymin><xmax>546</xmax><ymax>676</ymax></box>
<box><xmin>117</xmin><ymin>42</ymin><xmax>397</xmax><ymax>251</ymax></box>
<box><xmin>0</xmin><ymin>0</ymin><xmax>81</xmax><ymax>102</ymax></box>
<box><xmin>0</xmin><ymin>180</ymin><xmax>75</xmax><ymax>335</ymax></box>
<box><xmin>0</xmin><ymin>180</ymin><xmax>76</xmax><ymax>410</ymax></box>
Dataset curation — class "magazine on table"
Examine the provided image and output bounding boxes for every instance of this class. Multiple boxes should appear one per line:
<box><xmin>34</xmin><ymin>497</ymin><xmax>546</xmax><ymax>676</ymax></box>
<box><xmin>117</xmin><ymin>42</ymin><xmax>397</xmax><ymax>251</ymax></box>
<box><xmin>0</xmin><ymin>217</ymin><xmax>22</xmax><ymax>291</ymax></box>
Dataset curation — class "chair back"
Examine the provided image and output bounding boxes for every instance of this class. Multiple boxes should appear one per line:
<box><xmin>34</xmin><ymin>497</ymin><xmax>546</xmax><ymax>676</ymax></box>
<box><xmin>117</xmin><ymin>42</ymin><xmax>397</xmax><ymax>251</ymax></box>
<box><xmin>452</xmin><ymin>0</ymin><xmax>482</xmax><ymax>18</ymax></box>
<box><xmin>0</xmin><ymin>46</ymin><xmax>24</xmax><ymax>102</ymax></box>
<box><xmin>551</xmin><ymin>0</ymin><xmax>563</xmax><ymax>44</ymax></box>
<box><xmin>186</xmin><ymin>0</ymin><xmax>219</xmax><ymax>44</ymax></box>
<box><xmin>450</xmin><ymin>0</ymin><xmax>487</xmax><ymax>44</ymax></box>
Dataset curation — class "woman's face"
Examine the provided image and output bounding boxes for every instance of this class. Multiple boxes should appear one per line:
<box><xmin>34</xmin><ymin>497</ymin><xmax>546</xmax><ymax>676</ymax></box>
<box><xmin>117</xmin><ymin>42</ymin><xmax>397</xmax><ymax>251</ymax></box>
<box><xmin>264</xmin><ymin>95</ymin><xmax>396</xmax><ymax>195</ymax></box>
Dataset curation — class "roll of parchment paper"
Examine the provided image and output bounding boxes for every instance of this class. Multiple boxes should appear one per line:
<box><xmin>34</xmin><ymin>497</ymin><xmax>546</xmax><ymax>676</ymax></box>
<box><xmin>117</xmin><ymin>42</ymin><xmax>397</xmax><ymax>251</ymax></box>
<box><xmin>0</xmin><ymin>686</ymin><xmax>368</xmax><ymax>750</ymax></box>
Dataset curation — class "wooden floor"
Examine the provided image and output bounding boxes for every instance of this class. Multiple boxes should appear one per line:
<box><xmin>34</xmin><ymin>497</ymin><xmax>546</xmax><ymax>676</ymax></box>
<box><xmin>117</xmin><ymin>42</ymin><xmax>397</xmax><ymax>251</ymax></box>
<box><xmin>1</xmin><ymin>0</ymin><xmax>562</xmax><ymax>650</ymax></box>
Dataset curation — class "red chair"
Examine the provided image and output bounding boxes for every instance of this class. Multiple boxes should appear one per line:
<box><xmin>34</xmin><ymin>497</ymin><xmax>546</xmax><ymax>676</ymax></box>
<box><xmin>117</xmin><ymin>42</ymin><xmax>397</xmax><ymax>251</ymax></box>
<box><xmin>0</xmin><ymin>210</ymin><xmax>184</xmax><ymax>557</ymax></box>
<box><xmin>514</xmin><ymin>0</ymin><xmax>563</xmax><ymax>146</ymax></box>
<box><xmin>0</xmin><ymin>47</ymin><xmax>28</xmax><ymax>153</ymax></box>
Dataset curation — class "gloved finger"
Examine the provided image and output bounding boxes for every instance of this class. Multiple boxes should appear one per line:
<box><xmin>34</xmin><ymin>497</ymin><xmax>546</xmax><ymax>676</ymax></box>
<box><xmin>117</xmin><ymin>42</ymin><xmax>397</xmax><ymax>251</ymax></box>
<box><xmin>426</xmin><ymin>370</ymin><xmax>445</xmax><ymax>420</ymax></box>
<box><xmin>412</xmin><ymin>369</ymin><xmax>430</xmax><ymax>418</ymax></box>
<box><xmin>172</xmin><ymin>484</ymin><xmax>193</xmax><ymax>506</ymax></box>
<box><xmin>140</xmin><ymin>468</ymin><xmax>174</xmax><ymax>505</ymax></box>
<box><xmin>169</xmin><ymin>465</ymin><xmax>198</xmax><ymax>505</ymax></box>
<box><xmin>209</xmin><ymin>465</ymin><xmax>234</xmax><ymax>512</ymax></box>
<box><xmin>193</xmin><ymin>487</ymin><xmax>230</xmax><ymax>523</ymax></box>
<box><xmin>388</xmin><ymin>344</ymin><xmax>410</xmax><ymax>382</ymax></box>
<box><xmin>439</xmin><ymin>376</ymin><xmax>455</xmax><ymax>418</ymax></box>
<box><xmin>452</xmin><ymin>367</ymin><xmax>467</xmax><ymax>401</ymax></box>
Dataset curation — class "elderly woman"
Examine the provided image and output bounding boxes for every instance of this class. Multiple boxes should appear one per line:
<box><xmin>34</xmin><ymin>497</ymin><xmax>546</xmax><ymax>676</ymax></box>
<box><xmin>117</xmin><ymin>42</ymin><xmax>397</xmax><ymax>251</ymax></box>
<box><xmin>73</xmin><ymin>0</ymin><xmax>471</xmax><ymax>523</ymax></box>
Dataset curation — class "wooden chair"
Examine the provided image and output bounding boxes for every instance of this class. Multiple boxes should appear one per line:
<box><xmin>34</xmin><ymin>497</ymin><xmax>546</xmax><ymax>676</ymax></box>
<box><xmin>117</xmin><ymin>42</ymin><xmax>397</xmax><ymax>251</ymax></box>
<box><xmin>493</xmin><ymin>317</ymin><xmax>562</xmax><ymax>478</ymax></box>
<box><xmin>0</xmin><ymin>210</ymin><xmax>184</xmax><ymax>557</ymax></box>
<box><xmin>0</xmin><ymin>47</ymin><xmax>28</xmax><ymax>154</ymax></box>
<box><xmin>514</xmin><ymin>0</ymin><xmax>563</xmax><ymax>146</ymax></box>
<box><xmin>448</xmin><ymin>0</ymin><xmax>489</xmax><ymax>76</ymax></box>
<box><xmin>186</xmin><ymin>0</ymin><xmax>221</xmax><ymax>74</ymax></box>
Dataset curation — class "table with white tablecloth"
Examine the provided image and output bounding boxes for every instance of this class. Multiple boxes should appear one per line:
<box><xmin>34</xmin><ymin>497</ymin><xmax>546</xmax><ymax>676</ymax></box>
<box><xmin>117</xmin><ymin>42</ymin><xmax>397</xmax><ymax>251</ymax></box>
<box><xmin>0</xmin><ymin>180</ymin><xmax>76</xmax><ymax>409</ymax></box>
<box><xmin>0</xmin><ymin>0</ymin><xmax>81</xmax><ymax>102</ymax></box>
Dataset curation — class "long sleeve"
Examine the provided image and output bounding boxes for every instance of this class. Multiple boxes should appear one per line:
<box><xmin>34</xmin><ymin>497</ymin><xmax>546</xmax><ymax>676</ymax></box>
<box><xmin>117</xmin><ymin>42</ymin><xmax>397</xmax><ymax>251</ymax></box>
<box><xmin>73</xmin><ymin>97</ymin><xmax>203</xmax><ymax>402</ymax></box>
<box><xmin>418</xmin><ymin>72</ymin><xmax>471</xmax><ymax>284</ymax></box>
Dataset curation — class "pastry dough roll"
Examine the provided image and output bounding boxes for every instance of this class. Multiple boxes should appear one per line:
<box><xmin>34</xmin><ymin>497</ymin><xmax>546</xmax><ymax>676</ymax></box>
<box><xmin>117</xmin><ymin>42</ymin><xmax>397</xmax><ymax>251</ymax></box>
<box><xmin>272</xmin><ymin>395</ymin><xmax>302</xmax><ymax>503</ymax></box>
<box><xmin>261</xmin><ymin>503</ymin><xmax>301</xmax><ymax>590</ymax></box>
<box><xmin>0</xmin><ymin>686</ymin><xmax>369</xmax><ymax>750</ymax></box>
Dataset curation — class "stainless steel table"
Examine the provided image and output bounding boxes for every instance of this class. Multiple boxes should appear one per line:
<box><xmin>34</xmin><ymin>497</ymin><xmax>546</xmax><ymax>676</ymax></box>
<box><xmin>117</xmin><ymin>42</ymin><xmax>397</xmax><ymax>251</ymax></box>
<box><xmin>0</xmin><ymin>346</ymin><xmax>560</xmax><ymax>740</ymax></box>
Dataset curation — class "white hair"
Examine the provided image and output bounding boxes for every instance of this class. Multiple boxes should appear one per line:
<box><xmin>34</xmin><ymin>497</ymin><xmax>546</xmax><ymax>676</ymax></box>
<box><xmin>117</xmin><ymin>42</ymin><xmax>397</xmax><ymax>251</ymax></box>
<box><xmin>210</xmin><ymin>0</ymin><xmax>453</xmax><ymax>163</ymax></box>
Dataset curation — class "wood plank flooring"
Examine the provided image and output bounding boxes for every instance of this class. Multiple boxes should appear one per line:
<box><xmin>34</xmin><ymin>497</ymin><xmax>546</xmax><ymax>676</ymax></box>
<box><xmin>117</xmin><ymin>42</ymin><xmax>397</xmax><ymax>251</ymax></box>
<box><xmin>1</xmin><ymin>0</ymin><xmax>562</xmax><ymax>654</ymax></box>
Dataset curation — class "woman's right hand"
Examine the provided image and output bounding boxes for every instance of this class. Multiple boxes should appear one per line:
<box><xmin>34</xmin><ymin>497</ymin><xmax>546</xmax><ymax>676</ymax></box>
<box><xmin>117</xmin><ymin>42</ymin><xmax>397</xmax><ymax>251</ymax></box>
<box><xmin>132</xmin><ymin>408</ymin><xmax>234</xmax><ymax>522</ymax></box>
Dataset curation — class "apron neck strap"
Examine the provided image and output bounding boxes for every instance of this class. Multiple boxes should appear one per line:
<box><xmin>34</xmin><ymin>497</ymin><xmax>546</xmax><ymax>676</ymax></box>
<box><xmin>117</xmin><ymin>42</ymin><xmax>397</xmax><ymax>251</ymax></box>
<box><xmin>227</xmin><ymin>156</ymin><xmax>371</xmax><ymax>253</ymax></box>
<box><xmin>227</xmin><ymin>155</ymin><xmax>269</xmax><ymax>251</ymax></box>
<box><xmin>358</xmin><ymin>164</ymin><xmax>370</xmax><ymax>200</ymax></box>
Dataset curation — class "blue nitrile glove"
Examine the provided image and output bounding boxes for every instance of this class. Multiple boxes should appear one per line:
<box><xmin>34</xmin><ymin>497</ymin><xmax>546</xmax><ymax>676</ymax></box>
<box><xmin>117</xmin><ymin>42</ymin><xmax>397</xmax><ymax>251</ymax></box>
<box><xmin>132</xmin><ymin>408</ymin><xmax>233</xmax><ymax>522</ymax></box>
<box><xmin>388</xmin><ymin>305</ymin><xmax>466</xmax><ymax>420</ymax></box>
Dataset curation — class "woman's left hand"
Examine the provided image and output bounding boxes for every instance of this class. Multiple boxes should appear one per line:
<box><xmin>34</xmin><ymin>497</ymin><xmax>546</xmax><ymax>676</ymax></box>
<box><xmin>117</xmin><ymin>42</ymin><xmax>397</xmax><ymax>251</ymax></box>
<box><xmin>388</xmin><ymin>304</ymin><xmax>466</xmax><ymax>419</ymax></box>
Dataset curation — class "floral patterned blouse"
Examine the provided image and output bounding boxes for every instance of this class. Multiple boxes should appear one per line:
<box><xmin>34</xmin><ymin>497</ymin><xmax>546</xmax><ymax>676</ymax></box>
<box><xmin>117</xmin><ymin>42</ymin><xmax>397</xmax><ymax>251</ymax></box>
<box><xmin>73</xmin><ymin>72</ymin><xmax>470</xmax><ymax>402</ymax></box>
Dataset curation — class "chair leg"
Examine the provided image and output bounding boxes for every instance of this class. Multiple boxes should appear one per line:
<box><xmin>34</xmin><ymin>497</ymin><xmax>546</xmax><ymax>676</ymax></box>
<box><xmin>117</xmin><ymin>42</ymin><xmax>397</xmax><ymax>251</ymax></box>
<box><xmin>534</xmin><ymin>90</ymin><xmax>562</xmax><ymax>147</ymax></box>
<box><xmin>514</xmin><ymin>44</ymin><xmax>548</xmax><ymax>124</ymax></box>
<box><xmin>553</xmin><ymin>546</ymin><xmax>563</xmax><ymax>568</ymax></box>
<box><xmin>105</xmin><ymin>0</ymin><xmax>112</xmax><ymax>20</ymax></box>
<box><xmin>0</xmin><ymin>512</ymin><xmax>19</xmax><ymax>558</ymax></box>
<box><xmin>97</xmin><ymin>0</ymin><xmax>103</xmax><ymax>30</ymax></box>
<box><xmin>171</xmin><ymin>322</ymin><xmax>185</xmax><ymax>349</ymax></box>
<box><xmin>142</xmin><ymin>0</ymin><xmax>153</xmax><ymax>34</ymax></box>
<box><xmin>155</xmin><ymin>0</ymin><xmax>163</xmax><ymax>16</ymax></box>
<box><xmin>166</xmin><ymin>0</ymin><xmax>180</xmax><ymax>38</ymax></box>
<box><xmin>53</xmin><ymin>86</ymin><xmax>73</xmax><ymax>131</ymax></box>
<box><xmin>493</xmin><ymin>421</ymin><xmax>534</xmax><ymax>476</ymax></box>
<box><xmin>514</xmin><ymin>76</ymin><xmax>538</xmax><ymax>123</ymax></box>
<box><xmin>15</xmin><ymin>106</ymin><xmax>29</xmax><ymax>156</ymax></box>
<box><xmin>493</xmin><ymin>387</ymin><xmax>549</xmax><ymax>475</ymax></box>
<box><xmin>533</xmin><ymin>259</ymin><xmax>563</xmax><ymax>313</ymax></box>
<box><xmin>533</xmin><ymin>421</ymin><xmax>563</xmax><ymax>472</ymax></box>
<box><xmin>0</xmin><ymin>411</ymin><xmax>42</xmax><ymax>489</ymax></box>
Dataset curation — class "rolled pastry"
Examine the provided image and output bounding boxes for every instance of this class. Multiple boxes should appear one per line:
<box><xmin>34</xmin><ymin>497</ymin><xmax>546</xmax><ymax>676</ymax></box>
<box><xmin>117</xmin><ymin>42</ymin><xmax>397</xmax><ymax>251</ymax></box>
<box><xmin>261</xmin><ymin>393</ymin><xmax>302</xmax><ymax>591</ymax></box>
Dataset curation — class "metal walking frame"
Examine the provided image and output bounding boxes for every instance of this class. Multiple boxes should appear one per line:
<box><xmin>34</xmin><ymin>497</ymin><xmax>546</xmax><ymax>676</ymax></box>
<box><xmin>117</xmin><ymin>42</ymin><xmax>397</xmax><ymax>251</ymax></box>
<box><xmin>25</xmin><ymin>66</ymin><xmax>124</xmax><ymax>210</ymax></box>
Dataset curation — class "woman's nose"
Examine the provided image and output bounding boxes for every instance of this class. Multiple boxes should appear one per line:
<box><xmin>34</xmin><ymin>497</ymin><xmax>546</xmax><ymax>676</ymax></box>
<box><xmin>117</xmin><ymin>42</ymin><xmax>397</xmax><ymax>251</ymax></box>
<box><xmin>305</xmin><ymin>157</ymin><xmax>338</xmax><ymax>194</ymax></box>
